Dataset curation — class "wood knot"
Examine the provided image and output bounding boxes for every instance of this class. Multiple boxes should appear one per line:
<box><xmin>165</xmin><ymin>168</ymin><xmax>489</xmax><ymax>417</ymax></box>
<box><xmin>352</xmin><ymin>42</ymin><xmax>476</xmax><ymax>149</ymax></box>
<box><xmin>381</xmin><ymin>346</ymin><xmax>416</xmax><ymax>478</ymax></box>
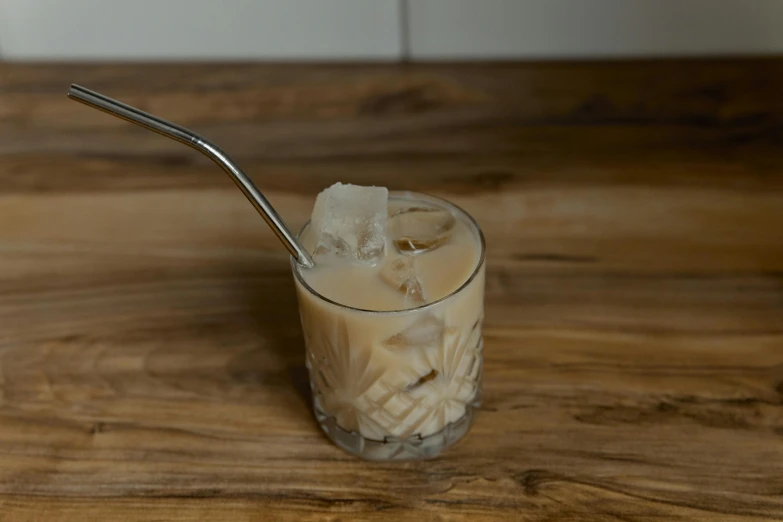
<box><xmin>514</xmin><ymin>469</ymin><xmax>555</xmax><ymax>496</ymax></box>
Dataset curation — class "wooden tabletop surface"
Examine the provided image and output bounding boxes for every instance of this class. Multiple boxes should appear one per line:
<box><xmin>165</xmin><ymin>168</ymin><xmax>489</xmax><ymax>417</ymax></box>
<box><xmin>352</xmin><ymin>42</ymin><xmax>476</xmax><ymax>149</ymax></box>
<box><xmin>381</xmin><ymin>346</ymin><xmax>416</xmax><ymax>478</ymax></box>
<box><xmin>1</xmin><ymin>60</ymin><xmax>782</xmax><ymax>521</ymax></box>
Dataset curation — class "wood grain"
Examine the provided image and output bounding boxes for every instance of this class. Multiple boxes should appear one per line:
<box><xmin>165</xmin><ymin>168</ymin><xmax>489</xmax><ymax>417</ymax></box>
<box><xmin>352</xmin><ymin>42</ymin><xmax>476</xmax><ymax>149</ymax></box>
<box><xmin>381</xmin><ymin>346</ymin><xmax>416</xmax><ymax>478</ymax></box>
<box><xmin>1</xmin><ymin>60</ymin><xmax>782</xmax><ymax>521</ymax></box>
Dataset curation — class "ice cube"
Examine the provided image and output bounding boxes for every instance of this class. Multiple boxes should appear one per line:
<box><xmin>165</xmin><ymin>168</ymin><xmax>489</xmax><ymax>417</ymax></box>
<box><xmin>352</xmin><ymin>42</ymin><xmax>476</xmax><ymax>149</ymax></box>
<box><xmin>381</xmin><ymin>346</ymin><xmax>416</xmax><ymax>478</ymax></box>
<box><xmin>389</xmin><ymin>207</ymin><xmax>456</xmax><ymax>255</ymax></box>
<box><xmin>379</xmin><ymin>256</ymin><xmax>426</xmax><ymax>306</ymax></box>
<box><xmin>311</xmin><ymin>183</ymin><xmax>388</xmax><ymax>264</ymax></box>
<box><xmin>382</xmin><ymin>314</ymin><xmax>444</xmax><ymax>351</ymax></box>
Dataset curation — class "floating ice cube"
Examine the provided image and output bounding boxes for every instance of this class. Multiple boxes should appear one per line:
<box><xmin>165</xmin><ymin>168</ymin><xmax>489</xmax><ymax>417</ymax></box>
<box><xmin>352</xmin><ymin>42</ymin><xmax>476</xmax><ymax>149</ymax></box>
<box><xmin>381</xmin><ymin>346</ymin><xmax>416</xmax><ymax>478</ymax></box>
<box><xmin>389</xmin><ymin>206</ymin><xmax>456</xmax><ymax>255</ymax></box>
<box><xmin>379</xmin><ymin>256</ymin><xmax>426</xmax><ymax>306</ymax></box>
<box><xmin>311</xmin><ymin>183</ymin><xmax>388</xmax><ymax>264</ymax></box>
<box><xmin>382</xmin><ymin>313</ymin><xmax>444</xmax><ymax>351</ymax></box>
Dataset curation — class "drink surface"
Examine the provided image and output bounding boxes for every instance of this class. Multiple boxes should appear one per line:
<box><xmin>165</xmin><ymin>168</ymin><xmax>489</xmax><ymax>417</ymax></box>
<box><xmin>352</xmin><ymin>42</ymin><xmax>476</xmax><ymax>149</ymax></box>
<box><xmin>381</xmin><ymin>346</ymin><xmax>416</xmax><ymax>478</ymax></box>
<box><xmin>298</xmin><ymin>200</ymin><xmax>481</xmax><ymax>311</ymax></box>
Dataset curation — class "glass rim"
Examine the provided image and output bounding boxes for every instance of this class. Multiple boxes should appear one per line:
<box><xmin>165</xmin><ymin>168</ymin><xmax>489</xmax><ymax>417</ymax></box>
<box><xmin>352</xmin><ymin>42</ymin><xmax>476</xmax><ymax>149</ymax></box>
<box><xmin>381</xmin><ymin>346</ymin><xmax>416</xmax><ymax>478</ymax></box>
<box><xmin>290</xmin><ymin>190</ymin><xmax>486</xmax><ymax>316</ymax></box>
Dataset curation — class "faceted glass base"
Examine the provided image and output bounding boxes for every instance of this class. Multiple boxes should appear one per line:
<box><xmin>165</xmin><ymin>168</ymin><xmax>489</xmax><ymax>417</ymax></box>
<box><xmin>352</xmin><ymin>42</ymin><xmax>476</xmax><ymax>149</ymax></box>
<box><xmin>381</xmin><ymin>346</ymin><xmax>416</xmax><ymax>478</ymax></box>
<box><xmin>314</xmin><ymin>400</ymin><xmax>477</xmax><ymax>461</ymax></box>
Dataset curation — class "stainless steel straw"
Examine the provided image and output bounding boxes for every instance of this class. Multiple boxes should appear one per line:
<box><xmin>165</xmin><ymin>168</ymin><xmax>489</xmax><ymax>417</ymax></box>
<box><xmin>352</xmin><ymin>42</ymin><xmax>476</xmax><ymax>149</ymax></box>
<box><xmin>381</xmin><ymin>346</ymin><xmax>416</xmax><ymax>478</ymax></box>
<box><xmin>67</xmin><ymin>84</ymin><xmax>315</xmax><ymax>269</ymax></box>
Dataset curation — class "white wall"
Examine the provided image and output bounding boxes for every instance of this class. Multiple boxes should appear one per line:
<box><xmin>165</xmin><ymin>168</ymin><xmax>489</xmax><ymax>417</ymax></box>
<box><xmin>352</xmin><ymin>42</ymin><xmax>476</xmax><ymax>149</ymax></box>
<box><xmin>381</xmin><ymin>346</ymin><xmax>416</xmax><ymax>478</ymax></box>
<box><xmin>1</xmin><ymin>0</ymin><xmax>783</xmax><ymax>61</ymax></box>
<box><xmin>409</xmin><ymin>0</ymin><xmax>783</xmax><ymax>59</ymax></box>
<box><xmin>0</xmin><ymin>0</ymin><xmax>402</xmax><ymax>60</ymax></box>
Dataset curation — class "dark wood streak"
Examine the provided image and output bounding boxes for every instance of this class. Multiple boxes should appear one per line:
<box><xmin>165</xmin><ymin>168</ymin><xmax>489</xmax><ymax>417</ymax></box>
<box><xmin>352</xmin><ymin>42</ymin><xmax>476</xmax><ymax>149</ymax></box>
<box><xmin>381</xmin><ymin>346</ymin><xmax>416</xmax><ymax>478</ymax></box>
<box><xmin>1</xmin><ymin>61</ymin><xmax>783</xmax><ymax>521</ymax></box>
<box><xmin>513</xmin><ymin>253</ymin><xmax>598</xmax><ymax>263</ymax></box>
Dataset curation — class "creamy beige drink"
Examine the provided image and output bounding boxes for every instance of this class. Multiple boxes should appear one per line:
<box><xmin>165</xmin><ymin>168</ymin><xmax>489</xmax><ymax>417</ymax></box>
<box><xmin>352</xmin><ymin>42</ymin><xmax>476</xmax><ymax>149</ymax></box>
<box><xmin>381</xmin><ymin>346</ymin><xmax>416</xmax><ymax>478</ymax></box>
<box><xmin>292</xmin><ymin>185</ymin><xmax>485</xmax><ymax>460</ymax></box>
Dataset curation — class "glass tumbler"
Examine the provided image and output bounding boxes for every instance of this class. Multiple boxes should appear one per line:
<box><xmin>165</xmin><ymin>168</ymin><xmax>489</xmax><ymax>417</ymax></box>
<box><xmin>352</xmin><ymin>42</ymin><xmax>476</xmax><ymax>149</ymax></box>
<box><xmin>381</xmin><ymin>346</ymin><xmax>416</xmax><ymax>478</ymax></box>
<box><xmin>291</xmin><ymin>192</ymin><xmax>486</xmax><ymax>460</ymax></box>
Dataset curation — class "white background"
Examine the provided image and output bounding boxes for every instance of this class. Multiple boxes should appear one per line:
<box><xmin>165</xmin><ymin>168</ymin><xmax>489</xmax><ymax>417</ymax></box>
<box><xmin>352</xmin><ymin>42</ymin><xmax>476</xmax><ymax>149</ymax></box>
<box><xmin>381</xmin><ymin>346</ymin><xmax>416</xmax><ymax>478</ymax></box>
<box><xmin>1</xmin><ymin>0</ymin><xmax>783</xmax><ymax>60</ymax></box>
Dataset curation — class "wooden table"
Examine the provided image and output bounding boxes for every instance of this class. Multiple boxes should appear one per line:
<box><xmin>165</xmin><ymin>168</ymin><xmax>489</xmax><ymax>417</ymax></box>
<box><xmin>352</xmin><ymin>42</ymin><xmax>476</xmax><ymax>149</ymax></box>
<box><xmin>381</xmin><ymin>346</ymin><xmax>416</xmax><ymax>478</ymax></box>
<box><xmin>1</xmin><ymin>61</ymin><xmax>782</xmax><ymax>521</ymax></box>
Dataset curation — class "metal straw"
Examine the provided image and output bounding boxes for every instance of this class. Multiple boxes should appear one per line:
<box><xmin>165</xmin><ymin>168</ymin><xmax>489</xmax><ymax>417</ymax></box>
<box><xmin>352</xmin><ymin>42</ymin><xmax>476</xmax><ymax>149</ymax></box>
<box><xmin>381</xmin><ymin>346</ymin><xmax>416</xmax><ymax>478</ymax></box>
<box><xmin>67</xmin><ymin>84</ymin><xmax>315</xmax><ymax>269</ymax></box>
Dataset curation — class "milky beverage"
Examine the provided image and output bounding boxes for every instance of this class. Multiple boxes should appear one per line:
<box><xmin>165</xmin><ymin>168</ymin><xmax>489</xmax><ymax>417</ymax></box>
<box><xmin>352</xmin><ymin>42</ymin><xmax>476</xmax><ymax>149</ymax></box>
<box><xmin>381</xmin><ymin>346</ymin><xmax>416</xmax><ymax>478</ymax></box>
<box><xmin>292</xmin><ymin>184</ymin><xmax>485</xmax><ymax>458</ymax></box>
